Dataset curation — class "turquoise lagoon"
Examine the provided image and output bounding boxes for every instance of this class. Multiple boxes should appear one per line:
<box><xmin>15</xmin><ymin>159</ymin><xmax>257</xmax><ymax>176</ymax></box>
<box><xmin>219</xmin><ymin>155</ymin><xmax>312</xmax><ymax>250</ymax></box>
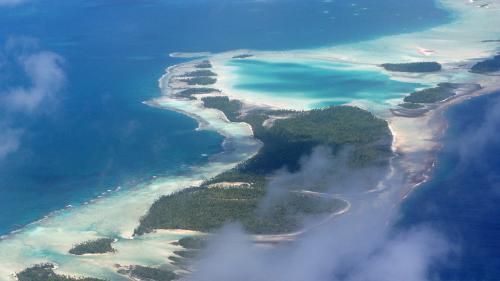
<box><xmin>227</xmin><ymin>59</ymin><xmax>426</xmax><ymax>108</ymax></box>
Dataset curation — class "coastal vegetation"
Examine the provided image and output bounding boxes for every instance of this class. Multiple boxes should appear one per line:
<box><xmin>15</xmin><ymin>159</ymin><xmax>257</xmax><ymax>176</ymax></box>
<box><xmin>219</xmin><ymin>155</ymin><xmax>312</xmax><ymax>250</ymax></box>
<box><xmin>17</xmin><ymin>264</ymin><xmax>104</xmax><ymax>281</ymax></box>
<box><xmin>68</xmin><ymin>238</ymin><xmax>115</xmax><ymax>255</ymax></box>
<box><xmin>178</xmin><ymin>236</ymin><xmax>209</xmax><ymax>249</ymax></box>
<box><xmin>403</xmin><ymin>83</ymin><xmax>458</xmax><ymax>104</ymax></box>
<box><xmin>180</xmin><ymin>77</ymin><xmax>217</xmax><ymax>86</ymax></box>
<box><xmin>176</xmin><ymin>88</ymin><xmax>220</xmax><ymax>99</ymax></box>
<box><xmin>241</xmin><ymin>106</ymin><xmax>392</xmax><ymax>173</ymax></box>
<box><xmin>202</xmin><ymin>96</ymin><xmax>243</xmax><ymax>121</ymax></box>
<box><xmin>181</xmin><ymin>70</ymin><xmax>217</xmax><ymax>77</ymax></box>
<box><xmin>470</xmin><ymin>54</ymin><xmax>500</xmax><ymax>74</ymax></box>
<box><xmin>398</xmin><ymin>102</ymin><xmax>424</xmax><ymax>109</ymax></box>
<box><xmin>118</xmin><ymin>266</ymin><xmax>177</xmax><ymax>281</ymax></box>
<box><xmin>381</xmin><ymin>62</ymin><xmax>442</xmax><ymax>73</ymax></box>
<box><xmin>194</xmin><ymin>60</ymin><xmax>212</xmax><ymax>69</ymax></box>
<box><xmin>134</xmin><ymin>106</ymin><xmax>390</xmax><ymax>235</ymax></box>
<box><xmin>232</xmin><ymin>54</ymin><xmax>254</xmax><ymax>59</ymax></box>
<box><xmin>135</xmin><ymin>184</ymin><xmax>343</xmax><ymax>235</ymax></box>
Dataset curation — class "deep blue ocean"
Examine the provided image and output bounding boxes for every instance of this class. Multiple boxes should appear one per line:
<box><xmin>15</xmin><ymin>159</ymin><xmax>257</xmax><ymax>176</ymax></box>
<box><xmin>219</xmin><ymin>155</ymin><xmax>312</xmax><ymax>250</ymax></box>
<box><xmin>400</xmin><ymin>92</ymin><xmax>500</xmax><ymax>280</ymax></box>
<box><xmin>0</xmin><ymin>0</ymin><xmax>450</xmax><ymax>235</ymax></box>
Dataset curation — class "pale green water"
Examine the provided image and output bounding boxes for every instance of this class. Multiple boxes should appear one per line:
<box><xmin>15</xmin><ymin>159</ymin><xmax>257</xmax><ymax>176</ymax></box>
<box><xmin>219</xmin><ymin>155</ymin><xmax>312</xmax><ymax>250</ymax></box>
<box><xmin>228</xmin><ymin>59</ymin><xmax>426</xmax><ymax>107</ymax></box>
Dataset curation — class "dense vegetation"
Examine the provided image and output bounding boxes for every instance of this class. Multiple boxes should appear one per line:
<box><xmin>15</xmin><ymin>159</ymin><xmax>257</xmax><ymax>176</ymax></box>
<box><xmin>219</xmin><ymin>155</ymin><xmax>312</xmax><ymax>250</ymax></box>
<box><xmin>398</xmin><ymin>102</ymin><xmax>424</xmax><ymax>109</ymax></box>
<box><xmin>232</xmin><ymin>54</ymin><xmax>254</xmax><ymax>59</ymax></box>
<box><xmin>381</xmin><ymin>62</ymin><xmax>442</xmax><ymax>73</ymax></box>
<box><xmin>135</xmin><ymin>106</ymin><xmax>390</xmax><ymax>236</ymax></box>
<box><xmin>180</xmin><ymin>77</ymin><xmax>217</xmax><ymax>86</ymax></box>
<box><xmin>178</xmin><ymin>236</ymin><xmax>209</xmax><ymax>249</ymax></box>
<box><xmin>241</xmin><ymin>106</ymin><xmax>392</xmax><ymax>173</ymax></box>
<box><xmin>175</xmin><ymin>88</ymin><xmax>220</xmax><ymax>99</ymax></box>
<box><xmin>181</xmin><ymin>70</ymin><xmax>217</xmax><ymax>77</ymax></box>
<box><xmin>470</xmin><ymin>54</ymin><xmax>500</xmax><ymax>74</ymax></box>
<box><xmin>135</xmin><ymin>184</ymin><xmax>341</xmax><ymax>235</ymax></box>
<box><xmin>68</xmin><ymin>238</ymin><xmax>115</xmax><ymax>255</ymax></box>
<box><xmin>195</xmin><ymin>60</ymin><xmax>212</xmax><ymax>69</ymax></box>
<box><xmin>119</xmin><ymin>266</ymin><xmax>177</xmax><ymax>281</ymax></box>
<box><xmin>202</xmin><ymin>96</ymin><xmax>243</xmax><ymax>121</ymax></box>
<box><xmin>17</xmin><ymin>264</ymin><xmax>104</xmax><ymax>281</ymax></box>
<box><xmin>403</xmin><ymin>83</ymin><xmax>458</xmax><ymax>104</ymax></box>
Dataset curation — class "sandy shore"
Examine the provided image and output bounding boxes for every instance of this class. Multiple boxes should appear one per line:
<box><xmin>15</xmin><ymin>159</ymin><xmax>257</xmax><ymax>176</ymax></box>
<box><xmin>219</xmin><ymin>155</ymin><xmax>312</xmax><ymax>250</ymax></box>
<box><xmin>1</xmin><ymin>0</ymin><xmax>499</xmax><ymax>279</ymax></box>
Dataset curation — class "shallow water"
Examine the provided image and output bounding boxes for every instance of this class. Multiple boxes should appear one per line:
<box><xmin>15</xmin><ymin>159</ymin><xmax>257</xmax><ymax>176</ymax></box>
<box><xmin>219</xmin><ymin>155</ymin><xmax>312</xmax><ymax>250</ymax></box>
<box><xmin>227</xmin><ymin>59</ymin><xmax>425</xmax><ymax>107</ymax></box>
<box><xmin>0</xmin><ymin>0</ymin><xmax>449</xmax><ymax>236</ymax></box>
<box><xmin>0</xmin><ymin>0</ymin><xmax>452</xmax><ymax>278</ymax></box>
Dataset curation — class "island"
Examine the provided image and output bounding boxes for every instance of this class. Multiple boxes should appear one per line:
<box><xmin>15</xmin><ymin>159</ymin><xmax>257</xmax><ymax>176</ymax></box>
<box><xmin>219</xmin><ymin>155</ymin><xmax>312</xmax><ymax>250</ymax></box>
<box><xmin>180</xmin><ymin>77</ymin><xmax>217</xmax><ymax>86</ymax></box>
<box><xmin>118</xmin><ymin>265</ymin><xmax>177</xmax><ymax>281</ymax></box>
<box><xmin>381</xmin><ymin>62</ymin><xmax>442</xmax><ymax>73</ymax></box>
<box><xmin>181</xmin><ymin>70</ymin><xmax>217</xmax><ymax>77</ymax></box>
<box><xmin>398</xmin><ymin>102</ymin><xmax>425</xmax><ymax>109</ymax></box>
<box><xmin>17</xmin><ymin>264</ymin><xmax>104</xmax><ymax>281</ymax></box>
<box><xmin>201</xmin><ymin>96</ymin><xmax>243</xmax><ymax>121</ymax></box>
<box><xmin>5</xmin><ymin>0</ymin><xmax>500</xmax><ymax>279</ymax></box>
<box><xmin>232</xmin><ymin>54</ymin><xmax>254</xmax><ymax>59</ymax></box>
<box><xmin>175</xmin><ymin>88</ymin><xmax>220</xmax><ymax>100</ymax></box>
<box><xmin>470</xmin><ymin>54</ymin><xmax>500</xmax><ymax>74</ymax></box>
<box><xmin>68</xmin><ymin>238</ymin><xmax>116</xmax><ymax>255</ymax></box>
<box><xmin>194</xmin><ymin>60</ymin><xmax>212</xmax><ymax>69</ymax></box>
<box><xmin>403</xmin><ymin>83</ymin><xmax>459</xmax><ymax>104</ymax></box>
<box><xmin>134</xmin><ymin>106</ymin><xmax>392</xmax><ymax>236</ymax></box>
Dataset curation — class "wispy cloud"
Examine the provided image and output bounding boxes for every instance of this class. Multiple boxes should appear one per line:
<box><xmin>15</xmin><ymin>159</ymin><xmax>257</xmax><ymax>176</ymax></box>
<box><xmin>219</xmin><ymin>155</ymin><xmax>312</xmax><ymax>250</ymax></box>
<box><xmin>0</xmin><ymin>38</ymin><xmax>65</xmax><ymax>160</ymax></box>
<box><xmin>2</xmin><ymin>51</ymin><xmax>65</xmax><ymax>113</ymax></box>
<box><xmin>187</xmin><ymin>147</ymin><xmax>451</xmax><ymax>281</ymax></box>
<box><xmin>0</xmin><ymin>123</ymin><xmax>22</xmax><ymax>160</ymax></box>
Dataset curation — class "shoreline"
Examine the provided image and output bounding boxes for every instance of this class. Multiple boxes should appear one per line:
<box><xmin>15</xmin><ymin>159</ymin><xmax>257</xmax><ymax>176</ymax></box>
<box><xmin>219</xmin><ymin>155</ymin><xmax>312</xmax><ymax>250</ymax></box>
<box><xmin>1</xmin><ymin>0</ymin><xmax>499</xmax><ymax>279</ymax></box>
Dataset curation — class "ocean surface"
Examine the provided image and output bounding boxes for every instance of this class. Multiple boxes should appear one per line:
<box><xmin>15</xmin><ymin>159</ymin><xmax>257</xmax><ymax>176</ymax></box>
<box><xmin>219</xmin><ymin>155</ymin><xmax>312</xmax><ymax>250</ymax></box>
<box><xmin>228</xmin><ymin>59</ymin><xmax>425</xmax><ymax>106</ymax></box>
<box><xmin>0</xmin><ymin>0</ymin><xmax>450</xmax><ymax>235</ymax></box>
<box><xmin>400</xmin><ymin>92</ymin><xmax>500</xmax><ymax>280</ymax></box>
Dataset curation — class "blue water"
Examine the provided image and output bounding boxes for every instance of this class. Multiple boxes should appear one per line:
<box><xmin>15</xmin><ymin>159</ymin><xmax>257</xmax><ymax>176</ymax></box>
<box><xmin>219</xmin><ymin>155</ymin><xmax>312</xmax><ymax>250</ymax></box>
<box><xmin>0</xmin><ymin>0</ymin><xmax>450</xmax><ymax>235</ymax></box>
<box><xmin>229</xmin><ymin>59</ymin><xmax>425</xmax><ymax>106</ymax></box>
<box><xmin>400</xmin><ymin>92</ymin><xmax>500</xmax><ymax>280</ymax></box>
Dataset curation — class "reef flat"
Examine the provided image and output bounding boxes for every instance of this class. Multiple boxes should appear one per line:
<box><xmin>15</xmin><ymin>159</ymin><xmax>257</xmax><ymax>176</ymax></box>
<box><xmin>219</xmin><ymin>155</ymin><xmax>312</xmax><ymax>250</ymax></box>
<box><xmin>3</xmin><ymin>0</ymin><xmax>500</xmax><ymax>280</ymax></box>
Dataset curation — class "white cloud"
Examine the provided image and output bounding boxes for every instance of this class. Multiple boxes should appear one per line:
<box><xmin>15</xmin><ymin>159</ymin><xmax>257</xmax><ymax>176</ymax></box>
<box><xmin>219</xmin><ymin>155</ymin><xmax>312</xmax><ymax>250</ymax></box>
<box><xmin>0</xmin><ymin>38</ymin><xmax>65</xmax><ymax>159</ymax></box>
<box><xmin>3</xmin><ymin>51</ymin><xmax>65</xmax><ymax>113</ymax></box>
<box><xmin>186</xmin><ymin>147</ymin><xmax>451</xmax><ymax>281</ymax></box>
<box><xmin>0</xmin><ymin>123</ymin><xmax>22</xmax><ymax>161</ymax></box>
